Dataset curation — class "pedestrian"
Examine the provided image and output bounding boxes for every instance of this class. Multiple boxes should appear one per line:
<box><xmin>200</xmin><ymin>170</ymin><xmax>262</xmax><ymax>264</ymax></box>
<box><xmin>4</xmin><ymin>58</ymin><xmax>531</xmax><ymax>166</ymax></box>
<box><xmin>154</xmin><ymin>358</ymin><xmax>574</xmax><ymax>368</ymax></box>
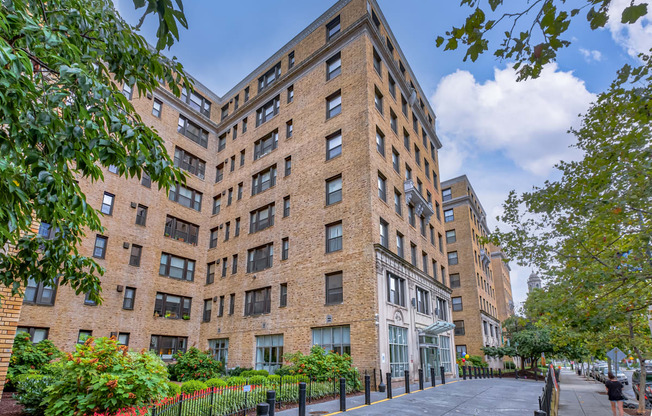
<box><xmin>605</xmin><ymin>372</ymin><xmax>625</xmax><ymax>416</ymax></box>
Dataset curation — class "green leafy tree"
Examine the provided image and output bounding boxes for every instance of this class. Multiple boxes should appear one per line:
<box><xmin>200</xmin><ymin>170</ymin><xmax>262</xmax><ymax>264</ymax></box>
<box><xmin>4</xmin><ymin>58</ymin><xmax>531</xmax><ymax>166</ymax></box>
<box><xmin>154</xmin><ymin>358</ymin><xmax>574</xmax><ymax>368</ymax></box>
<box><xmin>0</xmin><ymin>0</ymin><xmax>190</xmax><ymax>304</ymax></box>
<box><xmin>168</xmin><ymin>347</ymin><xmax>224</xmax><ymax>382</ymax></box>
<box><xmin>436</xmin><ymin>0</ymin><xmax>649</xmax><ymax>80</ymax></box>
<box><xmin>7</xmin><ymin>331</ymin><xmax>61</xmax><ymax>389</ymax></box>
<box><xmin>283</xmin><ymin>345</ymin><xmax>361</xmax><ymax>388</ymax></box>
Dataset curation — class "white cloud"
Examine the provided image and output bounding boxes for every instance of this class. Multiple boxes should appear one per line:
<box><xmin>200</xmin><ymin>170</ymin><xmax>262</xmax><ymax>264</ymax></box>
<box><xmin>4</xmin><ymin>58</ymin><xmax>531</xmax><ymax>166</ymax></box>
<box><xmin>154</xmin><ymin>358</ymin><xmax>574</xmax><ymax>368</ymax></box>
<box><xmin>579</xmin><ymin>48</ymin><xmax>603</xmax><ymax>62</ymax></box>
<box><xmin>607</xmin><ymin>0</ymin><xmax>652</xmax><ymax>58</ymax></box>
<box><xmin>432</xmin><ymin>64</ymin><xmax>595</xmax><ymax>177</ymax></box>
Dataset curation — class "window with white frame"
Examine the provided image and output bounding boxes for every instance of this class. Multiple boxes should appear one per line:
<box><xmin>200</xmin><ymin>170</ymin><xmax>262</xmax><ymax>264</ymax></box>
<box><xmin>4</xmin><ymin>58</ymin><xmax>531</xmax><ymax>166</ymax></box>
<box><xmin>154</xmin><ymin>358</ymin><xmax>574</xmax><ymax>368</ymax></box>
<box><xmin>208</xmin><ymin>338</ymin><xmax>229</xmax><ymax>366</ymax></box>
<box><xmin>312</xmin><ymin>325</ymin><xmax>350</xmax><ymax>355</ymax></box>
<box><xmin>389</xmin><ymin>325</ymin><xmax>408</xmax><ymax>377</ymax></box>
<box><xmin>255</xmin><ymin>334</ymin><xmax>284</xmax><ymax>373</ymax></box>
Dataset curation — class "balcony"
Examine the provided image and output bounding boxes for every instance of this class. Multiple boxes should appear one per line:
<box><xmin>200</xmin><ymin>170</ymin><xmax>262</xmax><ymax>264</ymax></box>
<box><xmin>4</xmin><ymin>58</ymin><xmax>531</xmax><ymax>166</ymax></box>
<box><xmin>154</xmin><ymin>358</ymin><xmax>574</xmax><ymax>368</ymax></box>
<box><xmin>480</xmin><ymin>249</ymin><xmax>491</xmax><ymax>267</ymax></box>
<box><xmin>404</xmin><ymin>179</ymin><xmax>434</xmax><ymax>222</ymax></box>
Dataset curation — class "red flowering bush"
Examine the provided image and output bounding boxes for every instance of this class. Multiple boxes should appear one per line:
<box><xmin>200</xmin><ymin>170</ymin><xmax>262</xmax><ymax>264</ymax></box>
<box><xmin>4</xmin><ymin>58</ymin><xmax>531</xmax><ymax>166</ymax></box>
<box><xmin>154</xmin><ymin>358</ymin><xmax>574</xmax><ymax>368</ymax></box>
<box><xmin>168</xmin><ymin>347</ymin><xmax>223</xmax><ymax>382</ymax></box>
<box><xmin>283</xmin><ymin>346</ymin><xmax>360</xmax><ymax>389</ymax></box>
<box><xmin>42</xmin><ymin>337</ymin><xmax>169</xmax><ymax>416</ymax></box>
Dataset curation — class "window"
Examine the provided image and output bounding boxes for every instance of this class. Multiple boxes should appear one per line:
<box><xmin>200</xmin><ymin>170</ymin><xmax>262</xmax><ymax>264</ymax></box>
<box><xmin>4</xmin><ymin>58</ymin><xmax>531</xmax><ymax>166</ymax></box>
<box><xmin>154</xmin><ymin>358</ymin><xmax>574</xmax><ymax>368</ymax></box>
<box><xmin>243</xmin><ymin>117</ymin><xmax>248</xmax><ymax>133</ymax></box>
<box><xmin>280</xmin><ymin>283</ymin><xmax>287</xmax><ymax>307</ymax></box>
<box><xmin>450</xmin><ymin>273</ymin><xmax>460</xmax><ymax>288</ymax></box>
<box><xmin>456</xmin><ymin>345</ymin><xmax>467</xmax><ymax>358</ymax></box>
<box><xmin>101</xmin><ymin>192</ymin><xmax>114</xmax><ymax>215</ymax></box>
<box><xmin>286</xmin><ymin>120</ymin><xmax>293</xmax><ymax>138</ymax></box>
<box><xmin>287</xmin><ymin>85</ymin><xmax>294</xmax><ymax>103</ymax></box>
<box><xmin>234</xmin><ymin>219</ymin><xmax>240</xmax><ymax>237</ymax></box>
<box><xmin>119</xmin><ymin>333</ymin><xmax>130</xmax><ymax>347</ymax></box>
<box><xmin>403</xmin><ymin>130</ymin><xmax>410</xmax><ymax>151</ymax></box>
<box><xmin>181</xmin><ymin>88</ymin><xmax>211</xmax><ymax>117</ymax></box>
<box><xmin>230</xmin><ymin>156</ymin><xmax>236</xmax><ymax>172</ymax></box>
<box><xmin>394</xmin><ymin>189</ymin><xmax>402</xmax><ymax>215</ymax></box>
<box><xmin>440</xmin><ymin>335</ymin><xmax>452</xmax><ymax>372</ymax></box>
<box><xmin>221</xmin><ymin>105</ymin><xmax>229</xmax><ymax>121</ymax></box>
<box><xmin>203</xmin><ymin>299</ymin><xmax>212</xmax><ymax>322</ymax></box>
<box><xmin>141</xmin><ymin>173</ymin><xmax>151</xmax><ymax>188</ymax></box>
<box><xmin>390</xmin><ymin>110</ymin><xmax>397</xmax><ymax>134</ymax></box>
<box><xmin>108</xmin><ymin>164</ymin><xmax>118</xmax><ymax>174</ymax></box>
<box><xmin>150</xmin><ymin>335</ymin><xmax>187</xmax><ymax>360</ymax></box>
<box><xmin>374</xmin><ymin>86</ymin><xmax>383</xmax><ymax>114</ymax></box>
<box><xmin>446</xmin><ymin>230</ymin><xmax>456</xmax><ymax>244</ymax></box>
<box><xmin>392</xmin><ymin>148</ymin><xmax>400</xmax><ymax>173</ymax></box>
<box><xmin>432</xmin><ymin>260</ymin><xmax>438</xmax><ymax>280</ymax></box>
<box><xmin>416</xmin><ymin>287</ymin><xmax>430</xmax><ymax>314</ymax></box>
<box><xmin>326</xmin><ymin>130</ymin><xmax>342</xmax><ymax>159</ymax></box>
<box><xmin>123</xmin><ymin>287</ymin><xmax>136</xmax><ymax>310</ymax></box>
<box><xmin>448</xmin><ymin>251</ymin><xmax>458</xmax><ymax>265</ymax></box>
<box><xmin>209</xmin><ymin>339</ymin><xmax>229</xmax><ymax>365</ymax></box>
<box><xmin>408</xmin><ymin>204</ymin><xmax>415</xmax><ymax>227</ymax></box>
<box><xmin>218</xmin><ymin>134</ymin><xmax>226</xmax><ymax>152</ymax></box>
<box><xmin>452</xmin><ymin>297</ymin><xmax>463</xmax><ymax>311</ymax></box>
<box><xmin>288</xmin><ymin>51</ymin><xmax>295</xmax><ymax>68</ymax></box>
<box><xmin>164</xmin><ymin>216</ymin><xmax>199</xmax><ymax>245</ymax></box>
<box><xmin>254</xmin><ymin>130</ymin><xmax>278</xmax><ymax>160</ymax></box>
<box><xmin>16</xmin><ymin>327</ymin><xmax>49</xmax><ymax>343</ymax></box>
<box><xmin>326</xmin><ymin>90</ymin><xmax>342</xmax><ymax>119</ymax></box>
<box><xmin>159</xmin><ymin>253</ymin><xmax>195</xmax><ymax>281</ymax></box>
<box><xmin>413</xmin><ymin>114</ymin><xmax>419</xmax><ymax>133</ymax></box>
<box><xmin>377</xmin><ymin>173</ymin><xmax>386</xmax><ymax>202</ymax></box>
<box><xmin>422</xmin><ymin>252</ymin><xmax>428</xmax><ymax>274</ymax></box>
<box><xmin>206</xmin><ymin>261</ymin><xmax>216</xmax><ymax>284</ymax></box>
<box><xmin>425</xmin><ymin>161</ymin><xmax>430</xmax><ymax>180</ymax></box>
<box><xmin>245</xmin><ymin>286</ymin><xmax>271</xmax><ymax>315</ymax></box>
<box><xmin>221</xmin><ymin>257</ymin><xmax>228</xmax><ymax>277</ymax></box>
<box><xmin>437</xmin><ymin>297</ymin><xmax>448</xmax><ymax>320</ymax></box>
<box><xmin>284</xmin><ymin>156</ymin><xmax>292</xmax><ymax>176</ymax></box>
<box><xmin>256</xmin><ymin>334</ymin><xmax>284</xmax><ymax>373</ymax></box>
<box><xmin>282</xmin><ymin>237</ymin><xmax>289</xmax><ymax>260</ymax></box>
<box><xmin>387</xmin><ymin>272</ymin><xmax>405</xmax><ymax>306</ymax></box>
<box><xmin>429</xmin><ymin>225</ymin><xmax>435</xmax><ymax>245</ymax></box>
<box><xmin>247</xmin><ymin>243</ymin><xmax>274</xmax><ymax>273</ymax></box>
<box><xmin>174</xmin><ymin>147</ymin><xmax>206</xmax><ymax>179</ymax></box>
<box><xmin>24</xmin><ymin>279</ymin><xmax>56</xmax><ymax>306</ymax></box>
<box><xmin>78</xmin><ymin>330</ymin><xmax>93</xmax><ymax>344</ymax></box>
<box><xmin>444</xmin><ymin>209</ymin><xmax>454</xmax><ymax>222</ymax></box>
<box><xmin>244</xmin><ymin>86</ymin><xmax>250</xmax><ymax>102</ymax></box>
<box><xmin>283</xmin><ymin>196</ymin><xmax>290</xmax><ymax>217</ymax></box>
<box><xmin>388</xmin><ymin>74</ymin><xmax>396</xmax><ymax>98</ymax></box>
<box><xmin>135</xmin><ymin>204</ymin><xmax>148</xmax><ymax>226</ymax></box>
<box><xmin>238</xmin><ymin>183</ymin><xmax>243</xmax><ymax>200</ymax></box>
<box><xmin>442</xmin><ymin>188</ymin><xmax>452</xmax><ymax>201</ymax></box>
<box><xmin>250</xmin><ymin>203</ymin><xmax>275</xmax><ymax>233</ymax></box>
<box><xmin>326</xmin><ymin>222</ymin><xmax>343</xmax><ymax>253</ymax></box>
<box><xmin>414</xmin><ymin>145</ymin><xmax>421</xmax><ymax>166</ymax></box>
<box><xmin>373</xmin><ymin>48</ymin><xmax>382</xmax><ymax>75</ymax></box>
<box><xmin>224</xmin><ymin>222</ymin><xmax>230</xmax><ymax>241</ymax></box>
<box><xmin>209</xmin><ymin>228</ymin><xmax>218</xmax><ymax>249</ymax></box>
<box><xmin>122</xmin><ymin>84</ymin><xmax>133</xmax><ymax>100</ymax></box>
<box><xmin>84</xmin><ymin>291</ymin><xmax>97</xmax><ymax>306</ymax></box>
<box><xmin>389</xmin><ymin>325</ymin><xmax>408</xmax><ymax>377</ymax></box>
<box><xmin>129</xmin><ymin>244</ymin><xmax>142</xmax><ymax>267</ymax></box>
<box><xmin>326</xmin><ymin>52</ymin><xmax>341</xmax><ymax>80</ymax></box>
<box><xmin>420</xmin><ymin>216</ymin><xmax>426</xmax><ymax>237</ymax></box>
<box><xmin>93</xmin><ymin>235</ymin><xmax>107</xmax><ymax>259</ymax></box>
<box><xmin>326</xmin><ymin>175</ymin><xmax>342</xmax><ymax>205</ymax></box>
<box><xmin>376</xmin><ymin>128</ymin><xmax>385</xmax><ymax>156</ymax></box>
<box><xmin>252</xmin><ymin>165</ymin><xmax>277</xmax><ymax>195</ymax></box>
<box><xmin>169</xmin><ymin>183</ymin><xmax>202</xmax><ymax>211</ymax></box>
<box><xmin>258</xmin><ymin>62</ymin><xmax>281</xmax><ymax>92</ymax></box>
<box><xmin>438</xmin><ymin>233</ymin><xmax>443</xmax><ymax>252</ymax></box>
<box><xmin>229</xmin><ymin>294</ymin><xmax>235</xmax><ymax>315</ymax></box>
<box><xmin>256</xmin><ymin>95</ymin><xmax>280</xmax><ymax>126</ymax></box>
<box><xmin>227</xmin><ymin>188</ymin><xmax>233</xmax><ymax>206</ymax></box>
<box><xmin>154</xmin><ymin>292</ymin><xmax>191</xmax><ymax>319</ymax></box>
<box><xmin>234</xmin><ymin>95</ymin><xmax>239</xmax><ymax>111</ymax></box>
<box><xmin>435</xmin><ymin>202</ymin><xmax>441</xmax><ymax>221</ymax></box>
<box><xmin>215</xmin><ymin>163</ymin><xmax>224</xmax><ymax>183</ymax></box>
<box><xmin>379</xmin><ymin>218</ymin><xmax>389</xmax><ymax>248</ymax></box>
<box><xmin>326</xmin><ymin>15</ymin><xmax>340</xmax><ymax>40</ymax></box>
<box><xmin>325</xmin><ymin>272</ymin><xmax>343</xmax><ymax>304</ymax></box>
<box><xmin>177</xmin><ymin>115</ymin><xmax>208</xmax><ymax>148</ymax></box>
<box><xmin>401</xmin><ymin>94</ymin><xmax>408</xmax><ymax>116</ymax></box>
<box><xmin>410</xmin><ymin>243</ymin><xmax>417</xmax><ymax>266</ymax></box>
<box><xmin>396</xmin><ymin>233</ymin><xmax>404</xmax><ymax>258</ymax></box>
<box><xmin>313</xmin><ymin>326</ymin><xmax>350</xmax><ymax>354</ymax></box>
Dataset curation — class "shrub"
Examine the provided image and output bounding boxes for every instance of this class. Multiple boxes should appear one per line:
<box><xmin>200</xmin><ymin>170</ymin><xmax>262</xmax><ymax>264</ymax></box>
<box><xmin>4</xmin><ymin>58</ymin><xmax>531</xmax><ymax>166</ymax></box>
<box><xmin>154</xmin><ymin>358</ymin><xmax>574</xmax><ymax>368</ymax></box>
<box><xmin>504</xmin><ymin>361</ymin><xmax>516</xmax><ymax>370</ymax></box>
<box><xmin>467</xmin><ymin>355</ymin><xmax>487</xmax><ymax>368</ymax></box>
<box><xmin>273</xmin><ymin>366</ymin><xmax>292</xmax><ymax>377</ymax></box>
<box><xmin>248</xmin><ymin>375</ymin><xmax>268</xmax><ymax>386</ymax></box>
<box><xmin>168</xmin><ymin>347</ymin><xmax>223</xmax><ymax>382</ymax></box>
<box><xmin>283</xmin><ymin>346</ymin><xmax>361</xmax><ymax>389</ymax></box>
<box><xmin>165</xmin><ymin>382</ymin><xmax>181</xmax><ymax>397</ymax></box>
<box><xmin>180</xmin><ymin>380</ymin><xmax>207</xmax><ymax>395</ymax></box>
<box><xmin>226</xmin><ymin>376</ymin><xmax>246</xmax><ymax>386</ymax></box>
<box><xmin>7</xmin><ymin>332</ymin><xmax>61</xmax><ymax>390</ymax></box>
<box><xmin>267</xmin><ymin>375</ymin><xmax>281</xmax><ymax>384</ymax></box>
<box><xmin>205</xmin><ymin>378</ymin><xmax>227</xmax><ymax>388</ymax></box>
<box><xmin>42</xmin><ymin>337</ymin><xmax>169</xmax><ymax>416</ymax></box>
<box><xmin>228</xmin><ymin>366</ymin><xmax>252</xmax><ymax>377</ymax></box>
<box><xmin>14</xmin><ymin>373</ymin><xmax>54</xmax><ymax>415</ymax></box>
<box><xmin>241</xmin><ymin>369</ymin><xmax>269</xmax><ymax>378</ymax></box>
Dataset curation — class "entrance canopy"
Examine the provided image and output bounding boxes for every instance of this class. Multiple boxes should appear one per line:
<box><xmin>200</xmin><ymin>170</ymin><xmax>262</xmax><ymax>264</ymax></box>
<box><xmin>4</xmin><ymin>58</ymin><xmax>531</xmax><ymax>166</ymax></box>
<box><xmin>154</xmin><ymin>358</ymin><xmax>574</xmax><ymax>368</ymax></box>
<box><xmin>419</xmin><ymin>321</ymin><xmax>455</xmax><ymax>336</ymax></box>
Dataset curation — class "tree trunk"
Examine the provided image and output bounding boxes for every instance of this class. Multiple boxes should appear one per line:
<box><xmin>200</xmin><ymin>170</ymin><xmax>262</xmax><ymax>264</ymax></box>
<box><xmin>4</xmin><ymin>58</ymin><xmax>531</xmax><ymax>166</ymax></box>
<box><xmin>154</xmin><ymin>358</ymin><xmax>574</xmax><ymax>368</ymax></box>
<box><xmin>607</xmin><ymin>356</ymin><xmax>613</xmax><ymax>377</ymax></box>
<box><xmin>634</xmin><ymin>348</ymin><xmax>646</xmax><ymax>414</ymax></box>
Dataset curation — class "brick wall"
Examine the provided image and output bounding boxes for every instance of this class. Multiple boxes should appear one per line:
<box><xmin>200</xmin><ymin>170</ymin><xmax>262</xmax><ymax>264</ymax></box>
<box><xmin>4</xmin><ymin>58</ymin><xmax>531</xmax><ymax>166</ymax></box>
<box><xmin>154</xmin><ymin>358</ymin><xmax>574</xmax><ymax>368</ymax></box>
<box><xmin>0</xmin><ymin>287</ymin><xmax>23</xmax><ymax>401</ymax></box>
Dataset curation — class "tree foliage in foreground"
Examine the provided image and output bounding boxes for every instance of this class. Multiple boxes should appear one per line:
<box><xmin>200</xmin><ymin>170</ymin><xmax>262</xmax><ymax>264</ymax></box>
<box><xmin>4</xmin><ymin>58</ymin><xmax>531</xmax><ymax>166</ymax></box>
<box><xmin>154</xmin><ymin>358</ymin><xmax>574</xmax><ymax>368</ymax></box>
<box><xmin>0</xmin><ymin>0</ymin><xmax>190</xmax><ymax>303</ymax></box>
<box><xmin>436</xmin><ymin>0</ymin><xmax>649</xmax><ymax>80</ymax></box>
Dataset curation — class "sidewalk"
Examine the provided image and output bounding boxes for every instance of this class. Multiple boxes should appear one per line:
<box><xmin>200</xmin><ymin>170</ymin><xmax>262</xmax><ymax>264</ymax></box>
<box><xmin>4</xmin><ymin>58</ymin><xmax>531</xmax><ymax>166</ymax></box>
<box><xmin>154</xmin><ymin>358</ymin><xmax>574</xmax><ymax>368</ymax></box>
<box><xmin>558</xmin><ymin>369</ymin><xmax>616</xmax><ymax>415</ymax></box>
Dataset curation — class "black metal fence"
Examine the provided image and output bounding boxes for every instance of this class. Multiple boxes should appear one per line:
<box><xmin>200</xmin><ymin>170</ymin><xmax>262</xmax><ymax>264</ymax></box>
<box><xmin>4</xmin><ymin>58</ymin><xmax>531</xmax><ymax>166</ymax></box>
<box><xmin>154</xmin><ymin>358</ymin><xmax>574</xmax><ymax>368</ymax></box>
<box><xmin>537</xmin><ymin>365</ymin><xmax>559</xmax><ymax>416</ymax></box>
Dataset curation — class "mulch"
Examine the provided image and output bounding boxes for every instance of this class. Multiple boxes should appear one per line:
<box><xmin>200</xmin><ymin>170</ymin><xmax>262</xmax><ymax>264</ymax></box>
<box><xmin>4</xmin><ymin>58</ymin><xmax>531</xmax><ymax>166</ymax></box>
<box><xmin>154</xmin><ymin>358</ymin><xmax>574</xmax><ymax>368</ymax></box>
<box><xmin>0</xmin><ymin>391</ymin><xmax>24</xmax><ymax>416</ymax></box>
<box><xmin>624</xmin><ymin>409</ymin><xmax>651</xmax><ymax>415</ymax></box>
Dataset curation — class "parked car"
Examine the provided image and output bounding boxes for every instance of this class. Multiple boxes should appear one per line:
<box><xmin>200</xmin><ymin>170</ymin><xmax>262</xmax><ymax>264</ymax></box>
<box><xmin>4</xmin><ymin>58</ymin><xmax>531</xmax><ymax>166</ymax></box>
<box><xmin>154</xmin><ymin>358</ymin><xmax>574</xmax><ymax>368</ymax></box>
<box><xmin>617</xmin><ymin>372</ymin><xmax>629</xmax><ymax>385</ymax></box>
<box><xmin>594</xmin><ymin>365</ymin><xmax>608</xmax><ymax>381</ymax></box>
<box><xmin>631</xmin><ymin>367</ymin><xmax>652</xmax><ymax>402</ymax></box>
<box><xmin>599</xmin><ymin>367</ymin><xmax>610</xmax><ymax>383</ymax></box>
<box><xmin>591</xmin><ymin>363</ymin><xmax>606</xmax><ymax>379</ymax></box>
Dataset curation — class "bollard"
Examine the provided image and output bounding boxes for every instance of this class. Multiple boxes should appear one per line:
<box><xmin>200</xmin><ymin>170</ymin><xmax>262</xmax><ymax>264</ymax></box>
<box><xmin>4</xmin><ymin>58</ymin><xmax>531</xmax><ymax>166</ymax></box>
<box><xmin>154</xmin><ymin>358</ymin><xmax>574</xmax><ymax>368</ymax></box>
<box><xmin>386</xmin><ymin>372</ymin><xmax>393</xmax><ymax>399</ymax></box>
<box><xmin>462</xmin><ymin>365</ymin><xmax>466</xmax><ymax>380</ymax></box>
<box><xmin>515</xmin><ymin>368</ymin><xmax>519</xmax><ymax>380</ymax></box>
<box><xmin>266</xmin><ymin>391</ymin><xmax>276</xmax><ymax>416</ymax></box>
<box><xmin>491</xmin><ymin>368</ymin><xmax>494</xmax><ymax>379</ymax></box>
<box><xmin>440</xmin><ymin>366</ymin><xmax>446</xmax><ymax>384</ymax></box>
<box><xmin>256</xmin><ymin>403</ymin><xmax>269</xmax><ymax>416</ymax></box>
<box><xmin>418</xmin><ymin>368</ymin><xmax>424</xmax><ymax>391</ymax></box>
<box><xmin>405</xmin><ymin>370</ymin><xmax>410</xmax><ymax>394</ymax></box>
<box><xmin>430</xmin><ymin>367</ymin><xmax>436</xmax><ymax>387</ymax></box>
<box><xmin>298</xmin><ymin>382</ymin><xmax>306</xmax><ymax>416</ymax></box>
<box><xmin>534</xmin><ymin>411</ymin><xmax>546</xmax><ymax>416</ymax></box>
<box><xmin>481</xmin><ymin>367</ymin><xmax>485</xmax><ymax>379</ymax></box>
<box><xmin>499</xmin><ymin>369</ymin><xmax>502</xmax><ymax>378</ymax></box>
<box><xmin>365</xmin><ymin>375</ymin><xmax>371</xmax><ymax>405</ymax></box>
<box><xmin>535</xmin><ymin>368</ymin><xmax>538</xmax><ymax>382</ymax></box>
<box><xmin>339</xmin><ymin>378</ymin><xmax>346</xmax><ymax>412</ymax></box>
<box><xmin>473</xmin><ymin>367</ymin><xmax>477</xmax><ymax>379</ymax></box>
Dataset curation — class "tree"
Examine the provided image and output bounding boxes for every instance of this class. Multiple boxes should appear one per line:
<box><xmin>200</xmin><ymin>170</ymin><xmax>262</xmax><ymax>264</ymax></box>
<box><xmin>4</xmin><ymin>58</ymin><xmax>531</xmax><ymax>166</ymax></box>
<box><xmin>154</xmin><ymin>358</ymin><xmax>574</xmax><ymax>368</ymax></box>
<box><xmin>0</xmin><ymin>0</ymin><xmax>191</xmax><ymax>304</ymax></box>
<box><xmin>436</xmin><ymin>0</ymin><xmax>649</xmax><ymax>80</ymax></box>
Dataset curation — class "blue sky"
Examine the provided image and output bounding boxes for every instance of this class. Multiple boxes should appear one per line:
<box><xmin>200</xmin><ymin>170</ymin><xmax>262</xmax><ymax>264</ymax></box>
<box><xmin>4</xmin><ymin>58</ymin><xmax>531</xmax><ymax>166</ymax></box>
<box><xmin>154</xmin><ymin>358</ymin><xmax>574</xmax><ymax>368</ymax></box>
<box><xmin>115</xmin><ymin>0</ymin><xmax>651</xmax><ymax>307</ymax></box>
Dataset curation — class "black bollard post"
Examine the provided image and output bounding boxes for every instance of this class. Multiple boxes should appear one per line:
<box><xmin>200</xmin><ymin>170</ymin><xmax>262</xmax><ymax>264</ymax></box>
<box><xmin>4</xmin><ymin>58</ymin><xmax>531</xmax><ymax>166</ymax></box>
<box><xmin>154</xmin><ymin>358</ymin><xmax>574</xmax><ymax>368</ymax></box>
<box><xmin>440</xmin><ymin>366</ymin><xmax>446</xmax><ymax>384</ymax></box>
<box><xmin>266</xmin><ymin>391</ymin><xmax>276</xmax><ymax>416</ymax></box>
<box><xmin>339</xmin><ymin>378</ymin><xmax>346</xmax><ymax>412</ymax></box>
<box><xmin>298</xmin><ymin>382</ymin><xmax>306</xmax><ymax>416</ymax></box>
<box><xmin>364</xmin><ymin>375</ymin><xmax>371</xmax><ymax>405</ymax></box>
<box><xmin>462</xmin><ymin>365</ymin><xmax>466</xmax><ymax>380</ymax></box>
<box><xmin>256</xmin><ymin>403</ymin><xmax>269</xmax><ymax>416</ymax></box>
<box><xmin>430</xmin><ymin>367</ymin><xmax>436</xmax><ymax>387</ymax></box>
<box><xmin>419</xmin><ymin>368</ymin><xmax>424</xmax><ymax>391</ymax></box>
<box><xmin>481</xmin><ymin>367</ymin><xmax>484</xmax><ymax>379</ymax></box>
<box><xmin>404</xmin><ymin>370</ymin><xmax>410</xmax><ymax>394</ymax></box>
<box><xmin>515</xmin><ymin>368</ymin><xmax>519</xmax><ymax>380</ymax></box>
<box><xmin>534</xmin><ymin>411</ymin><xmax>546</xmax><ymax>416</ymax></box>
<box><xmin>386</xmin><ymin>372</ymin><xmax>393</xmax><ymax>399</ymax></box>
<box><xmin>499</xmin><ymin>369</ymin><xmax>502</xmax><ymax>378</ymax></box>
<box><xmin>535</xmin><ymin>368</ymin><xmax>538</xmax><ymax>382</ymax></box>
<box><xmin>491</xmin><ymin>368</ymin><xmax>494</xmax><ymax>379</ymax></box>
<box><xmin>484</xmin><ymin>367</ymin><xmax>487</xmax><ymax>378</ymax></box>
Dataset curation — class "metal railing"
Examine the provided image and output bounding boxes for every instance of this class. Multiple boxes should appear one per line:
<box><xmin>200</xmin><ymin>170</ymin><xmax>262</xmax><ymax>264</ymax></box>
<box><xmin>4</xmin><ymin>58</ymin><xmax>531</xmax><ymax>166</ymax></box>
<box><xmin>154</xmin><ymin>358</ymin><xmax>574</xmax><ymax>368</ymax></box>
<box><xmin>537</xmin><ymin>365</ymin><xmax>558</xmax><ymax>416</ymax></box>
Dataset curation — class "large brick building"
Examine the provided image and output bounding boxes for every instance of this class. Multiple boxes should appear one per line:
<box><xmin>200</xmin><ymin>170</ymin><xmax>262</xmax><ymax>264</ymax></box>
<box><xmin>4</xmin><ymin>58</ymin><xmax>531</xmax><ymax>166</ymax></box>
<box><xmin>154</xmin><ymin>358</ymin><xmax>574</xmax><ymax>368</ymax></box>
<box><xmin>441</xmin><ymin>175</ymin><xmax>510</xmax><ymax>368</ymax></box>
<box><xmin>490</xmin><ymin>244</ymin><xmax>514</xmax><ymax>323</ymax></box>
<box><xmin>15</xmin><ymin>0</ymin><xmax>456</xmax><ymax>380</ymax></box>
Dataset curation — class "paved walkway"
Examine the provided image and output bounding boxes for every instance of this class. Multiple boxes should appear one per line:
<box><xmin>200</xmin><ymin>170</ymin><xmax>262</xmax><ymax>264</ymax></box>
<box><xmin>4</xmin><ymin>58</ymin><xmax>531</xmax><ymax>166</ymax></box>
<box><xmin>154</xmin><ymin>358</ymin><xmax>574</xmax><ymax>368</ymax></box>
<box><xmin>558</xmin><ymin>368</ymin><xmax>619</xmax><ymax>415</ymax></box>
<box><xmin>277</xmin><ymin>377</ymin><xmax>543</xmax><ymax>416</ymax></box>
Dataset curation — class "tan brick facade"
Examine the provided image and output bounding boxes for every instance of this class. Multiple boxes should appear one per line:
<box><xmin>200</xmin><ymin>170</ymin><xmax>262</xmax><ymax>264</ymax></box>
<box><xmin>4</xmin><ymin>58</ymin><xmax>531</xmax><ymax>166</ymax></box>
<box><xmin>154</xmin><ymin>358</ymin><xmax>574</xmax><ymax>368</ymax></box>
<box><xmin>0</xmin><ymin>288</ymin><xmax>22</xmax><ymax>402</ymax></box>
<box><xmin>14</xmin><ymin>0</ymin><xmax>456</xmax><ymax>383</ymax></box>
<box><xmin>490</xmin><ymin>244</ymin><xmax>514</xmax><ymax>323</ymax></box>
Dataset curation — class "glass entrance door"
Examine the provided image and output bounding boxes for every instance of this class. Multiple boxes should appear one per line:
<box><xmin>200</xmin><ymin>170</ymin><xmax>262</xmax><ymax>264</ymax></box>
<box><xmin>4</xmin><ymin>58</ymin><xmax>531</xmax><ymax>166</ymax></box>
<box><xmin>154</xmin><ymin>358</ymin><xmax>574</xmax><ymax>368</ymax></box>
<box><xmin>420</xmin><ymin>347</ymin><xmax>439</xmax><ymax>381</ymax></box>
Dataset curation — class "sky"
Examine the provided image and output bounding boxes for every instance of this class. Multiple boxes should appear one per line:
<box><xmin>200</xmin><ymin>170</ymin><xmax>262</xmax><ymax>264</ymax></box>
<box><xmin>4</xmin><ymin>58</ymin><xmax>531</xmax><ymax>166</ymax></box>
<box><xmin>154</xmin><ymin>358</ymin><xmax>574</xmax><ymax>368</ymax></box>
<box><xmin>115</xmin><ymin>0</ymin><xmax>651</xmax><ymax>308</ymax></box>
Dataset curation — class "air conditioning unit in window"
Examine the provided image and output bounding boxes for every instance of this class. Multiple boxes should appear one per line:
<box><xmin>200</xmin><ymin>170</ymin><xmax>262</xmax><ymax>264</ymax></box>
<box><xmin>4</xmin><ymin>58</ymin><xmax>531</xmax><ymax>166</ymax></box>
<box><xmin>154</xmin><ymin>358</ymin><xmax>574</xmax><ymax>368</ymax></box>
<box><xmin>411</xmin><ymin>298</ymin><xmax>416</xmax><ymax>307</ymax></box>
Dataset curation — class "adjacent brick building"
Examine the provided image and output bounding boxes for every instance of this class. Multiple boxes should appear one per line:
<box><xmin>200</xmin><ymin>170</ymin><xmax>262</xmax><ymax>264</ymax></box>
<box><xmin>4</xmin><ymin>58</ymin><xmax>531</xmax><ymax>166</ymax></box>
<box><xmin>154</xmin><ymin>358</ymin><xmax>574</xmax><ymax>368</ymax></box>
<box><xmin>441</xmin><ymin>175</ymin><xmax>510</xmax><ymax>368</ymax></box>
<box><xmin>15</xmin><ymin>0</ymin><xmax>456</xmax><ymax>381</ymax></box>
<box><xmin>490</xmin><ymin>243</ymin><xmax>514</xmax><ymax>323</ymax></box>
